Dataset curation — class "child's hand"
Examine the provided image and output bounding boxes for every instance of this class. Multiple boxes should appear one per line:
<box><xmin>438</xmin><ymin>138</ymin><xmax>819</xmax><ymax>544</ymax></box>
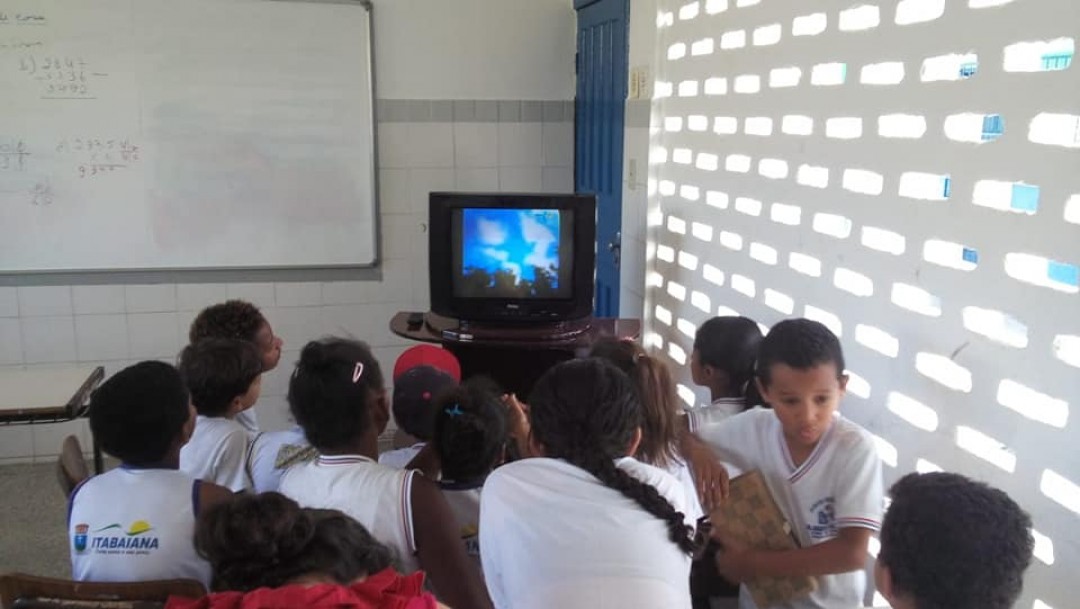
<box><xmin>503</xmin><ymin>393</ymin><xmax>532</xmax><ymax>452</ymax></box>
<box><xmin>683</xmin><ymin>435</ymin><xmax>730</xmax><ymax>509</ymax></box>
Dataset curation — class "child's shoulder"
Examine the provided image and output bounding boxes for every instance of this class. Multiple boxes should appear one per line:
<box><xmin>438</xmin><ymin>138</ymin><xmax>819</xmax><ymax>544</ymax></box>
<box><xmin>829</xmin><ymin>414</ymin><xmax>877</xmax><ymax>455</ymax></box>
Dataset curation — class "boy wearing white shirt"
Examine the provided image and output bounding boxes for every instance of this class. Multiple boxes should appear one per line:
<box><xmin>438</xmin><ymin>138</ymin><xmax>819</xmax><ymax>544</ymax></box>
<box><xmin>696</xmin><ymin>318</ymin><xmax>884</xmax><ymax>609</ymax></box>
<box><xmin>179</xmin><ymin>338</ymin><xmax>263</xmax><ymax>492</ymax></box>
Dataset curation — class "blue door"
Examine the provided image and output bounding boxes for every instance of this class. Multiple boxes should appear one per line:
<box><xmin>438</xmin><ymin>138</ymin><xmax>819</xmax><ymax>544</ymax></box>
<box><xmin>575</xmin><ymin>0</ymin><xmax>628</xmax><ymax>318</ymax></box>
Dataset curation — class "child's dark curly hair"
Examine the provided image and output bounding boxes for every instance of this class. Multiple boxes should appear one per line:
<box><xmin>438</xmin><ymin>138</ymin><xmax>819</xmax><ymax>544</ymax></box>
<box><xmin>195</xmin><ymin>492</ymin><xmax>393</xmax><ymax>592</ymax></box>
<box><xmin>433</xmin><ymin>378</ymin><xmax>507</xmax><ymax>483</ymax></box>
<box><xmin>189</xmin><ymin>300</ymin><xmax>267</xmax><ymax>344</ymax></box>
<box><xmin>879</xmin><ymin>472</ymin><xmax>1034</xmax><ymax>609</ymax></box>
<box><xmin>288</xmin><ymin>337</ymin><xmax>384</xmax><ymax>452</ymax></box>
<box><xmin>178</xmin><ymin>338</ymin><xmax>263</xmax><ymax>417</ymax></box>
<box><xmin>528</xmin><ymin>358</ymin><xmax>696</xmax><ymax>555</ymax></box>
<box><xmin>89</xmin><ymin>361</ymin><xmax>191</xmax><ymax>465</ymax></box>
<box><xmin>756</xmin><ymin>318</ymin><xmax>844</xmax><ymax>386</ymax></box>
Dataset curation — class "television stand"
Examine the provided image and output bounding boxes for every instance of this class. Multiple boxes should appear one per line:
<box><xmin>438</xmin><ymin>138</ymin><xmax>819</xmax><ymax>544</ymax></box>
<box><xmin>389</xmin><ymin>312</ymin><xmax>641</xmax><ymax>396</ymax></box>
<box><xmin>427</xmin><ymin>314</ymin><xmax>592</xmax><ymax>343</ymax></box>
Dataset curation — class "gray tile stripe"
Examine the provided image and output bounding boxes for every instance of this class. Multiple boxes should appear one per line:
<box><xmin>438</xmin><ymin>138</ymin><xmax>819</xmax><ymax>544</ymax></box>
<box><xmin>377</xmin><ymin>99</ymin><xmax>574</xmax><ymax>123</ymax></box>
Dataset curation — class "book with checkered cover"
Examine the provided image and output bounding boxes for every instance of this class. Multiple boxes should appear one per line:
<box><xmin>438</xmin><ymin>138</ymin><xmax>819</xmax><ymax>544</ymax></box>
<box><xmin>713</xmin><ymin>470</ymin><xmax>817</xmax><ymax>607</ymax></box>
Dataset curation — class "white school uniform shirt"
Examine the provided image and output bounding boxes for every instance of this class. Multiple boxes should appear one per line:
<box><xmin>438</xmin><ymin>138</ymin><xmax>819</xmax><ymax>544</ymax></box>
<box><xmin>246</xmin><ymin>426</ymin><xmax>312</xmax><ymax>493</ymax></box>
<box><xmin>663</xmin><ymin>455</ymin><xmax>704</xmax><ymax>525</ymax></box>
<box><xmin>235</xmin><ymin>407</ymin><xmax>259</xmax><ymax>434</ymax></box>
<box><xmin>69</xmin><ymin>467</ymin><xmax>211</xmax><ymax>586</ymax></box>
<box><xmin>696</xmin><ymin>408</ymin><xmax>884</xmax><ymax>609</ymax></box>
<box><xmin>180</xmin><ymin>415</ymin><xmax>252</xmax><ymax>492</ymax></box>
<box><xmin>378</xmin><ymin>443</ymin><xmax>425</xmax><ymax>469</ymax></box>
<box><xmin>687</xmin><ymin>397</ymin><xmax>747</xmax><ymax>433</ymax></box>
<box><xmin>480</xmin><ymin>457</ymin><xmax>693</xmax><ymax>609</ymax></box>
<box><xmin>279</xmin><ymin>454</ymin><xmax>420</xmax><ymax>574</ymax></box>
<box><xmin>439</xmin><ymin>481</ymin><xmax>484</xmax><ymax>574</ymax></box>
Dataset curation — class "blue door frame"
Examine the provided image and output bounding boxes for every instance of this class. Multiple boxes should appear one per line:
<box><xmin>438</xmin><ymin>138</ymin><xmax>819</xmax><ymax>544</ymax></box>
<box><xmin>575</xmin><ymin>0</ymin><xmax>628</xmax><ymax>318</ymax></box>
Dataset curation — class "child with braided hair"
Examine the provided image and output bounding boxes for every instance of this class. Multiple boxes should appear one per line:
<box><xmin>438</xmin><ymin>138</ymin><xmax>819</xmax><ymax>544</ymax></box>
<box><xmin>479</xmin><ymin>358</ymin><xmax>702</xmax><ymax>609</ymax></box>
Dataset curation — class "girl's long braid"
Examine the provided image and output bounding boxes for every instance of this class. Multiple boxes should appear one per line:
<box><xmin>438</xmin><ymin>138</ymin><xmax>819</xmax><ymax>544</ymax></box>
<box><xmin>529</xmin><ymin>358</ymin><xmax>698</xmax><ymax>555</ymax></box>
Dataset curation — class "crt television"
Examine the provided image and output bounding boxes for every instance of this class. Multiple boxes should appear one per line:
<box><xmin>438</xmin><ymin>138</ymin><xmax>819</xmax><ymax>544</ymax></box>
<box><xmin>428</xmin><ymin>192</ymin><xmax>597</xmax><ymax>323</ymax></box>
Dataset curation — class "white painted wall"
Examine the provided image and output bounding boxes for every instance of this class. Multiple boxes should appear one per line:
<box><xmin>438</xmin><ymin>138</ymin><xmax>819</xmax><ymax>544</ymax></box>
<box><xmin>372</xmin><ymin>0</ymin><xmax>576</xmax><ymax>100</ymax></box>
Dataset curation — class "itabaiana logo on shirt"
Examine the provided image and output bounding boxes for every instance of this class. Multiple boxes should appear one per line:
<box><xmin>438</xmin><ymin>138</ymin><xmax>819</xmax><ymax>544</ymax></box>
<box><xmin>73</xmin><ymin>520</ymin><xmax>160</xmax><ymax>554</ymax></box>
<box><xmin>807</xmin><ymin>497</ymin><xmax>837</xmax><ymax>540</ymax></box>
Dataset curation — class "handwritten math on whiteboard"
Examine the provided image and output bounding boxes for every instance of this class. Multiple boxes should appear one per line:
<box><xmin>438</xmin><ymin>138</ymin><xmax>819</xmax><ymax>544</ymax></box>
<box><xmin>0</xmin><ymin>0</ymin><xmax>377</xmax><ymax>272</ymax></box>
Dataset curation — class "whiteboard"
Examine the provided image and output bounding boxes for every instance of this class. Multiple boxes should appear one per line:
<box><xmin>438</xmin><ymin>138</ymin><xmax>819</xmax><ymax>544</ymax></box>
<box><xmin>0</xmin><ymin>0</ymin><xmax>378</xmax><ymax>272</ymax></box>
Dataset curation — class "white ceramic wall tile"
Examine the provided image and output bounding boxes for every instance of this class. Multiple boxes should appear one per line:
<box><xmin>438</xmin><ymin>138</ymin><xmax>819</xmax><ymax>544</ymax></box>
<box><xmin>321</xmin><ymin>281</ymin><xmax>371</xmax><ymax>306</ymax></box>
<box><xmin>499</xmin><ymin>167</ymin><xmax>543</xmax><ymax>191</ymax></box>
<box><xmin>261</xmin><ymin>351</ymin><xmax>297</xmax><ymax>397</ymax></box>
<box><xmin>0</xmin><ymin>287</ymin><xmax>18</xmax><ymax>317</ymax></box>
<box><xmin>125</xmin><ymin>284</ymin><xmax>177</xmax><ymax>313</ymax></box>
<box><xmin>322</xmin><ymin>304</ymin><xmax>408</xmax><ymax>348</ymax></box>
<box><xmin>378</xmin><ymin>123</ymin><xmax>455</xmax><ymax>169</ymax></box>
<box><xmin>381</xmin><ymin>215</ymin><xmax>424</xmax><ymax>262</ymax></box>
<box><xmin>454</xmin><ymin>168</ymin><xmax>499</xmax><ymax>191</ymax></box>
<box><xmin>176</xmin><ymin>283</ymin><xmax>230</xmax><ymax>312</ymax></box>
<box><xmin>541</xmin><ymin>167</ymin><xmax>575</xmax><ymax>193</ymax></box>
<box><xmin>127</xmin><ymin>312</ymin><xmax>181</xmax><ymax>360</ymax></box>
<box><xmin>72</xmin><ymin>285</ymin><xmax>126</xmax><ymax>315</ymax></box>
<box><xmin>497</xmin><ymin>123</ymin><xmax>543</xmax><ymax>167</ymax></box>
<box><xmin>408</xmin><ymin>168</ymin><xmax>456</xmax><ymax>215</ymax></box>
<box><xmin>21</xmin><ymin>316</ymin><xmax>77</xmax><ymax>363</ymax></box>
<box><xmin>255</xmin><ymin>394</ymin><xmax>293</xmax><ymax>432</ymax></box>
<box><xmin>226</xmin><ymin>283</ymin><xmax>276</xmax><ymax>309</ymax></box>
<box><xmin>413</xmin><ymin>278</ymin><xmax>431</xmax><ymax>310</ymax></box>
<box><xmin>379</xmin><ymin>168</ymin><xmax>411</xmax><ymax>216</ymax></box>
<box><xmin>0</xmin><ymin>318</ymin><xmax>23</xmax><ymax>365</ymax></box>
<box><xmin>75</xmin><ymin>314</ymin><xmax>130</xmax><ymax>361</ymax></box>
<box><xmin>17</xmin><ymin>286</ymin><xmax>73</xmax><ymax>317</ymax></box>
<box><xmin>259</xmin><ymin>307</ymin><xmax>325</xmax><ymax>352</ymax></box>
<box><xmin>32</xmin><ymin>419</ymin><xmax>91</xmax><ymax>458</ymax></box>
<box><xmin>453</xmin><ymin>123</ymin><xmax>499</xmax><ymax>168</ymax></box>
<box><xmin>0</xmin><ymin>426</ymin><xmax>34</xmax><ymax>459</ymax></box>
<box><xmin>542</xmin><ymin>122</ymin><xmax>575</xmax><ymax>167</ymax></box>
<box><xmin>376</xmin><ymin>260</ymin><xmax>415</xmax><ymax>305</ymax></box>
<box><xmin>274</xmin><ymin>282</ymin><xmax>323</xmax><ymax>308</ymax></box>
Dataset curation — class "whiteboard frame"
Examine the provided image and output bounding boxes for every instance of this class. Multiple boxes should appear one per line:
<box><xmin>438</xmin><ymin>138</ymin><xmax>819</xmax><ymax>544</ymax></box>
<box><xmin>0</xmin><ymin>0</ymin><xmax>381</xmax><ymax>278</ymax></box>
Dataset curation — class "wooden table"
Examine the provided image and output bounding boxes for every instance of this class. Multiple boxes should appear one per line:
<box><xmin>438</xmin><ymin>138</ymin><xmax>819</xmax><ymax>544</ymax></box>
<box><xmin>390</xmin><ymin>312</ymin><xmax>641</xmax><ymax>396</ymax></box>
<box><xmin>0</xmin><ymin>366</ymin><xmax>106</xmax><ymax>471</ymax></box>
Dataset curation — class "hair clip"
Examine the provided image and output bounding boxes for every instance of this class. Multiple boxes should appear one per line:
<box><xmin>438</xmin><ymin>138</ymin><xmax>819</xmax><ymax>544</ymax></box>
<box><xmin>352</xmin><ymin>362</ymin><xmax>364</xmax><ymax>383</ymax></box>
<box><xmin>445</xmin><ymin>404</ymin><xmax>464</xmax><ymax>417</ymax></box>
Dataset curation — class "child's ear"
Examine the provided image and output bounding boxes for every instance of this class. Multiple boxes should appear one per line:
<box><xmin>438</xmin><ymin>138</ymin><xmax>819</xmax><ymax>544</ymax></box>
<box><xmin>181</xmin><ymin>404</ymin><xmax>197</xmax><ymax>445</ymax></box>
<box><xmin>754</xmin><ymin>377</ymin><xmax>771</xmax><ymax>405</ymax></box>
<box><xmin>838</xmin><ymin>373</ymin><xmax>849</xmax><ymax>396</ymax></box>
<box><xmin>228</xmin><ymin>395</ymin><xmax>245</xmax><ymax>417</ymax></box>
<box><xmin>372</xmin><ymin>389</ymin><xmax>391</xmax><ymax>432</ymax></box>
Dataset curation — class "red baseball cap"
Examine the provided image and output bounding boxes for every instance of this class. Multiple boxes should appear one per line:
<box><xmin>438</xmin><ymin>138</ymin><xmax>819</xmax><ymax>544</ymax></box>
<box><xmin>392</xmin><ymin>345</ymin><xmax>461</xmax><ymax>382</ymax></box>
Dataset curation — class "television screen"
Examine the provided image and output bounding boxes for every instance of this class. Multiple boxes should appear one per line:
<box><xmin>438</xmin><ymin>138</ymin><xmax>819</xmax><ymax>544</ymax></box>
<box><xmin>451</xmin><ymin>207</ymin><xmax>574</xmax><ymax>299</ymax></box>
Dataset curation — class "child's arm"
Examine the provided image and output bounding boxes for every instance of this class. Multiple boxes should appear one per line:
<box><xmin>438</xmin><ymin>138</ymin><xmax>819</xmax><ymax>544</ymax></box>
<box><xmin>215</xmin><ymin>430</ymin><xmax>253</xmax><ymax>492</ymax></box>
<box><xmin>411</xmin><ymin>475</ymin><xmax>493</xmax><ymax>609</ymax></box>
<box><xmin>404</xmin><ymin>443</ymin><xmax>441</xmax><ymax>479</ymax></box>
<box><xmin>714</xmin><ymin>526</ymin><xmax>872</xmax><ymax>581</ymax></box>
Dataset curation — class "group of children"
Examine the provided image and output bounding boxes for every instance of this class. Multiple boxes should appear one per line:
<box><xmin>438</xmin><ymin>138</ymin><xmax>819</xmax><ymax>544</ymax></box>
<box><xmin>66</xmin><ymin>299</ymin><xmax>1036</xmax><ymax>609</ymax></box>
